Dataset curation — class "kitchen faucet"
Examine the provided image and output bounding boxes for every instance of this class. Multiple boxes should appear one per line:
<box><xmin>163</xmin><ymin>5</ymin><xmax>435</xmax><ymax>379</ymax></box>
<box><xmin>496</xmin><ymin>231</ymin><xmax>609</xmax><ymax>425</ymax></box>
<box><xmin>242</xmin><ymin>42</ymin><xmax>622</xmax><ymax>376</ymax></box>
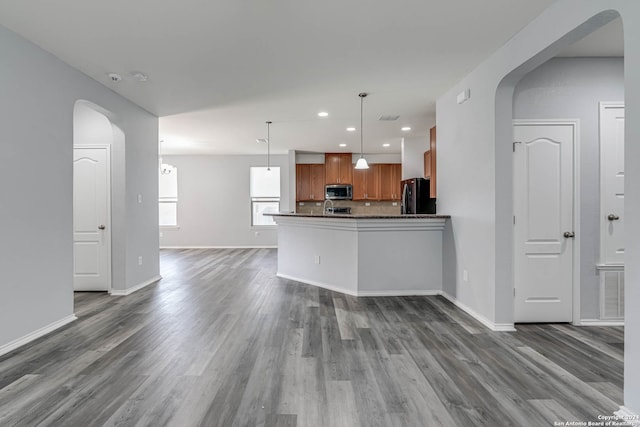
<box><xmin>323</xmin><ymin>199</ymin><xmax>334</xmax><ymax>215</ymax></box>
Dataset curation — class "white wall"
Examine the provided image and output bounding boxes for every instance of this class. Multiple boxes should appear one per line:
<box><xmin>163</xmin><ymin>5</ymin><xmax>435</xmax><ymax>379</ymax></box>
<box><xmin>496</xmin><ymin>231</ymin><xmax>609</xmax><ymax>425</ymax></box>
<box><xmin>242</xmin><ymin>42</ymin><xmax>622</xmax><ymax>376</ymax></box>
<box><xmin>513</xmin><ymin>57</ymin><xmax>624</xmax><ymax>320</ymax></box>
<box><xmin>436</xmin><ymin>0</ymin><xmax>639</xmax><ymax>414</ymax></box>
<box><xmin>159</xmin><ymin>155</ymin><xmax>290</xmax><ymax>247</ymax></box>
<box><xmin>0</xmin><ymin>24</ymin><xmax>159</xmax><ymax>351</ymax></box>
<box><xmin>294</xmin><ymin>152</ymin><xmax>402</xmax><ymax>165</ymax></box>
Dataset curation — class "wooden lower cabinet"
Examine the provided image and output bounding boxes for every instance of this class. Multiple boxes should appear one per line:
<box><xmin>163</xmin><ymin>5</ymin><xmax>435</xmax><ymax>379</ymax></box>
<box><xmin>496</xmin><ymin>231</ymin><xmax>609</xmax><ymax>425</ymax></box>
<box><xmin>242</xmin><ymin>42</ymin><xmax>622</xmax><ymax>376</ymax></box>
<box><xmin>296</xmin><ymin>164</ymin><xmax>325</xmax><ymax>201</ymax></box>
<box><xmin>379</xmin><ymin>163</ymin><xmax>402</xmax><ymax>200</ymax></box>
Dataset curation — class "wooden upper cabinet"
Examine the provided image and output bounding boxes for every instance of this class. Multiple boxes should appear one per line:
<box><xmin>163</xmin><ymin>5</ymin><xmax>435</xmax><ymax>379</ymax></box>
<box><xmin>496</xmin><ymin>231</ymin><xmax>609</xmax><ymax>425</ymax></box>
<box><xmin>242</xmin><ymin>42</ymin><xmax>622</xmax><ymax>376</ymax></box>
<box><xmin>430</xmin><ymin>126</ymin><xmax>437</xmax><ymax>198</ymax></box>
<box><xmin>379</xmin><ymin>163</ymin><xmax>402</xmax><ymax>200</ymax></box>
<box><xmin>309</xmin><ymin>164</ymin><xmax>325</xmax><ymax>200</ymax></box>
<box><xmin>325</xmin><ymin>153</ymin><xmax>353</xmax><ymax>185</ymax></box>
<box><xmin>296</xmin><ymin>164</ymin><xmax>310</xmax><ymax>201</ymax></box>
<box><xmin>353</xmin><ymin>165</ymin><xmax>379</xmax><ymax>200</ymax></box>
<box><xmin>366</xmin><ymin>166</ymin><xmax>380</xmax><ymax>200</ymax></box>
<box><xmin>424</xmin><ymin>150</ymin><xmax>431</xmax><ymax>178</ymax></box>
<box><xmin>296</xmin><ymin>164</ymin><xmax>325</xmax><ymax>201</ymax></box>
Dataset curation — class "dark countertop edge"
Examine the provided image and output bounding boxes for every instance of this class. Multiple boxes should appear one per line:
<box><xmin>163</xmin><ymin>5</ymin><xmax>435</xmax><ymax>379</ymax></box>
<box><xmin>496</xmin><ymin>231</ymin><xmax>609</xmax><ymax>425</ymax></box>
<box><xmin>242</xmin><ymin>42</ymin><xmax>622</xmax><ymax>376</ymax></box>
<box><xmin>265</xmin><ymin>212</ymin><xmax>451</xmax><ymax>219</ymax></box>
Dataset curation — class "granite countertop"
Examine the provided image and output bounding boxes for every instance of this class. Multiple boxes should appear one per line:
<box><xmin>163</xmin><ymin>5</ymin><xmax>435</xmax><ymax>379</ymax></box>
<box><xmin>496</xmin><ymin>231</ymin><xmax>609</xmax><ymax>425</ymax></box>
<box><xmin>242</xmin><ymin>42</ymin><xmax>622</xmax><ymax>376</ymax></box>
<box><xmin>266</xmin><ymin>212</ymin><xmax>450</xmax><ymax>219</ymax></box>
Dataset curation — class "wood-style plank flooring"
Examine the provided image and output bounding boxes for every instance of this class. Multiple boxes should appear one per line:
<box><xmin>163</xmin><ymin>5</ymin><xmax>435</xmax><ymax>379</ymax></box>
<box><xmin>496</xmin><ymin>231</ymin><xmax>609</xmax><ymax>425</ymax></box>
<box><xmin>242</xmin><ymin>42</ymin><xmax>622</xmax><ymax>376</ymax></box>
<box><xmin>0</xmin><ymin>248</ymin><xmax>624</xmax><ymax>426</ymax></box>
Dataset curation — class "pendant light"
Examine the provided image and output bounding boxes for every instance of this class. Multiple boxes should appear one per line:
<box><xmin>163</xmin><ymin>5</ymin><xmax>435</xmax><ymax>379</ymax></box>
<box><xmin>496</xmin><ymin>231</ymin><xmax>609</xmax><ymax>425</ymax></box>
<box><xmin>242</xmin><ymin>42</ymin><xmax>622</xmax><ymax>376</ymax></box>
<box><xmin>265</xmin><ymin>121</ymin><xmax>272</xmax><ymax>173</ymax></box>
<box><xmin>354</xmin><ymin>92</ymin><xmax>369</xmax><ymax>170</ymax></box>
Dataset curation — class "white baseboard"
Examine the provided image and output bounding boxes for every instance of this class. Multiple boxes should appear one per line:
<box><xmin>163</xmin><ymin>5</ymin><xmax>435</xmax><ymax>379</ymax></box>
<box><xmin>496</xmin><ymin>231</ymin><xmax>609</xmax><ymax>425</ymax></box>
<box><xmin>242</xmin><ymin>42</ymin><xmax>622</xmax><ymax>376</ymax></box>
<box><xmin>0</xmin><ymin>314</ymin><xmax>77</xmax><ymax>357</ymax></box>
<box><xmin>357</xmin><ymin>290</ymin><xmax>442</xmax><ymax>297</ymax></box>
<box><xmin>615</xmin><ymin>407</ymin><xmax>640</xmax><ymax>426</ymax></box>
<box><xmin>276</xmin><ymin>273</ymin><xmax>444</xmax><ymax>298</ymax></box>
<box><xmin>578</xmin><ymin>319</ymin><xmax>624</xmax><ymax>326</ymax></box>
<box><xmin>111</xmin><ymin>275</ymin><xmax>162</xmax><ymax>296</ymax></box>
<box><xmin>160</xmin><ymin>245</ymin><xmax>277</xmax><ymax>249</ymax></box>
<box><xmin>440</xmin><ymin>291</ymin><xmax>516</xmax><ymax>332</ymax></box>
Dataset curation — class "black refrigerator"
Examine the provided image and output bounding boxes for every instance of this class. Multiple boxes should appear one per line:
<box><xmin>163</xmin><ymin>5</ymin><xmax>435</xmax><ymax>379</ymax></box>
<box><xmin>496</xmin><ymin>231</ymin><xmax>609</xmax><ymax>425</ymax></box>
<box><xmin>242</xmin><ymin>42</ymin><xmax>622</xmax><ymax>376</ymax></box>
<box><xmin>401</xmin><ymin>177</ymin><xmax>436</xmax><ymax>214</ymax></box>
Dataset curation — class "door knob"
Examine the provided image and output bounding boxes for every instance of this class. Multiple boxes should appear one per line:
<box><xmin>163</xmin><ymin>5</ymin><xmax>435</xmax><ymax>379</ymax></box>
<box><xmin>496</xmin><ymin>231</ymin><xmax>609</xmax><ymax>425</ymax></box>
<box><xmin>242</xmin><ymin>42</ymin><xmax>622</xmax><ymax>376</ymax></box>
<box><xmin>563</xmin><ymin>231</ymin><xmax>575</xmax><ymax>238</ymax></box>
<box><xmin>98</xmin><ymin>225</ymin><xmax>106</xmax><ymax>230</ymax></box>
<box><xmin>607</xmin><ymin>214</ymin><xmax>620</xmax><ymax>221</ymax></box>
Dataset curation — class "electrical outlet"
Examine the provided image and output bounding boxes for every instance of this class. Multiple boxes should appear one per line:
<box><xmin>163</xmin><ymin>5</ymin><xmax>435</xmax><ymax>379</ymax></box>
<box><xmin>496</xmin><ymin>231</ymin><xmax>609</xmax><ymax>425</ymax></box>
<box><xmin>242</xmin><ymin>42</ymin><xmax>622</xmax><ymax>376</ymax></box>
<box><xmin>138</xmin><ymin>256</ymin><xmax>143</xmax><ymax>266</ymax></box>
<box><xmin>314</xmin><ymin>255</ymin><xmax>320</xmax><ymax>264</ymax></box>
<box><xmin>159</xmin><ymin>231</ymin><xmax>163</xmax><ymax>237</ymax></box>
<box><xmin>316</xmin><ymin>202</ymin><xmax>322</xmax><ymax>206</ymax></box>
<box><xmin>392</xmin><ymin>202</ymin><xmax>398</xmax><ymax>206</ymax></box>
<box><xmin>365</xmin><ymin>202</ymin><xmax>370</xmax><ymax>207</ymax></box>
<box><xmin>254</xmin><ymin>231</ymin><xmax>260</xmax><ymax>236</ymax></box>
<box><xmin>463</xmin><ymin>269</ymin><xmax>468</xmax><ymax>282</ymax></box>
<box><xmin>137</xmin><ymin>193</ymin><xmax>143</xmax><ymax>204</ymax></box>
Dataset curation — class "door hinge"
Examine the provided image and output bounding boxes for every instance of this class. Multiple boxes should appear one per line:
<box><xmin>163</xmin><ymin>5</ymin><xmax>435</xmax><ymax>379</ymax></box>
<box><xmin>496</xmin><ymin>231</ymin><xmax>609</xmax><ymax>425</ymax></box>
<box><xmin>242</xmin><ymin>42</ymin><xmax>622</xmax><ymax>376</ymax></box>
<box><xmin>513</xmin><ymin>288</ymin><xmax>516</xmax><ymax>297</ymax></box>
<box><xmin>513</xmin><ymin>141</ymin><xmax>521</xmax><ymax>152</ymax></box>
<box><xmin>513</xmin><ymin>215</ymin><xmax>516</xmax><ymax>225</ymax></box>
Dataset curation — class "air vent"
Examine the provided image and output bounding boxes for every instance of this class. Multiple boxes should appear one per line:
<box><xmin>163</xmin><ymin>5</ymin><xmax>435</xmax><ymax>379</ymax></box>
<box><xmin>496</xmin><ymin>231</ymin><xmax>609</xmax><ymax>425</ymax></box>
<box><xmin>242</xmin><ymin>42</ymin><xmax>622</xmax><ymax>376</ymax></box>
<box><xmin>378</xmin><ymin>115</ymin><xmax>400</xmax><ymax>121</ymax></box>
<box><xmin>601</xmin><ymin>270</ymin><xmax>624</xmax><ymax>319</ymax></box>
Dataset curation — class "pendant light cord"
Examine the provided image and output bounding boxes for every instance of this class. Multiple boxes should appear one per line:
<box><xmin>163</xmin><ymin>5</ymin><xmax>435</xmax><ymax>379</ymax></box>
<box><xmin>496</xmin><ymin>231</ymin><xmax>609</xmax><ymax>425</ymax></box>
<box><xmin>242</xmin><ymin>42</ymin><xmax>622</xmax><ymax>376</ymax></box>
<box><xmin>360</xmin><ymin>95</ymin><xmax>363</xmax><ymax>158</ymax></box>
<box><xmin>358</xmin><ymin>92</ymin><xmax>367</xmax><ymax>159</ymax></box>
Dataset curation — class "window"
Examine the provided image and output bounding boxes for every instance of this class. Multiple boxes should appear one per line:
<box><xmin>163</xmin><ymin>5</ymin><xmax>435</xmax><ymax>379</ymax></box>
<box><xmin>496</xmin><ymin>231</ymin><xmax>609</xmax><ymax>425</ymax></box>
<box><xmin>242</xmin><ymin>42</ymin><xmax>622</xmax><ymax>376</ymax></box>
<box><xmin>250</xmin><ymin>166</ymin><xmax>280</xmax><ymax>226</ymax></box>
<box><xmin>159</xmin><ymin>163</ymin><xmax>178</xmax><ymax>227</ymax></box>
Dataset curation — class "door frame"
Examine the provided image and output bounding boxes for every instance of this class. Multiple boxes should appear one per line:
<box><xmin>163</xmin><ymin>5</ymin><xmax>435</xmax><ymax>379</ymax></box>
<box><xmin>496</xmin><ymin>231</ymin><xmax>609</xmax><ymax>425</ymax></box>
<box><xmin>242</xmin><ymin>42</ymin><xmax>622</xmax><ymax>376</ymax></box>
<box><xmin>73</xmin><ymin>144</ymin><xmax>112</xmax><ymax>293</ymax></box>
<box><xmin>598</xmin><ymin>102</ymin><xmax>625</xmax><ymax>266</ymax></box>
<box><xmin>512</xmin><ymin>119</ymin><xmax>581</xmax><ymax>325</ymax></box>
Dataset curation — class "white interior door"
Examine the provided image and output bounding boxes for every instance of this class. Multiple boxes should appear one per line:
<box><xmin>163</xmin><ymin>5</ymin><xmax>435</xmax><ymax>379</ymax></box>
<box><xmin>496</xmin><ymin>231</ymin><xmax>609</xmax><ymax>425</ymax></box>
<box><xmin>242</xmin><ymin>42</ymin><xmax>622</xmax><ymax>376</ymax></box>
<box><xmin>600</xmin><ymin>103</ymin><xmax>625</xmax><ymax>265</ymax></box>
<box><xmin>513</xmin><ymin>122</ymin><xmax>575</xmax><ymax>323</ymax></box>
<box><xmin>73</xmin><ymin>146</ymin><xmax>111</xmax><ymax>291</ymax></box>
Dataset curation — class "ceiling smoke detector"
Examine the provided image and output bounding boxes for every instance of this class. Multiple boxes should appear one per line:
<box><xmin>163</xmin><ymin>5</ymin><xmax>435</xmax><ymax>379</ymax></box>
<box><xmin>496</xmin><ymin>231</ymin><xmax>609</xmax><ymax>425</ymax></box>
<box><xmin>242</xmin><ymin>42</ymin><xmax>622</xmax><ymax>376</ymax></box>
<box><xmin>107</xmin><ymin>72</ymin><xmax>122</xmax><ymax>82</ymax></box>
<box><xmin>378</xmin><ymin>115</ymin><xmax>400</xmax><ymax>121</ymax></box>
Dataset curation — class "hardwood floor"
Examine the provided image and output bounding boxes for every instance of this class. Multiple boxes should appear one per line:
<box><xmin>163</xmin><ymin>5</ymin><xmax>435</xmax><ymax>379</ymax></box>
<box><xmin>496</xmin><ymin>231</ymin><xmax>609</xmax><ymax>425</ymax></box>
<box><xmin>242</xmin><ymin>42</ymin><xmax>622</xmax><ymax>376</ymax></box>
<box><xmin>0</xmin><ymin>248</ymin><xmax>624</xmax><ymax>426</ymax></box>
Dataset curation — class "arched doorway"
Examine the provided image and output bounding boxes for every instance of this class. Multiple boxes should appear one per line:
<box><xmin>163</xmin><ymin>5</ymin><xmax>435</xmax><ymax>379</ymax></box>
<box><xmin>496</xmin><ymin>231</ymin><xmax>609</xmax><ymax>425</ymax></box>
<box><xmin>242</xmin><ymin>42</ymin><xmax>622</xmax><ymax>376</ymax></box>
<box><xmin>72</xmin><ymin>100</ymin><xmax>126</xmax><ymax>294</ymax></box>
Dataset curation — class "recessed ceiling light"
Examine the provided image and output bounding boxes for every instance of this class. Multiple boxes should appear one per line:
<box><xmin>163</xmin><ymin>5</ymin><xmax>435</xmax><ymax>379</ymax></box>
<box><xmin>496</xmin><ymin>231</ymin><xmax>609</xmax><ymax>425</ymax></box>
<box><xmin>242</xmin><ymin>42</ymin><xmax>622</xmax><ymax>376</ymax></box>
<box><xmin>346</xmin><ymin>127</ymin><xmax>356</xmax><ymax>132</ymax></box>
<box><xmin>339</xmin><ymin>143</ymin><xmax>347</xmax><ymax>147</ymax></box>
<box><xmin>383</xmin><ymin>143</ymin><xmax>391</xmax><ymax>147</ymax></box>
<box><xmin>401</xmin><ymin>126</ymin><xmax>411</xmax><ymax>131</ymax></box>
<box><xmin>318</xmin><ymin>112</ymin><xmax>329</xmax><ymax>117</ymax></box>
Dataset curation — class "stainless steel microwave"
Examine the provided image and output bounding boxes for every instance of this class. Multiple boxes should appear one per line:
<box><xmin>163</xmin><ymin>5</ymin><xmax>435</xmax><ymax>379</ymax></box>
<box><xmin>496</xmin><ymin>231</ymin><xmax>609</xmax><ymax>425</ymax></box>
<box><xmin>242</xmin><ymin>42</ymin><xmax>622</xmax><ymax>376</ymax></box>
<box><xmin>325</xmin><ymin>184</ymin><xmax>353</xmax><ymax>200</ymax></box>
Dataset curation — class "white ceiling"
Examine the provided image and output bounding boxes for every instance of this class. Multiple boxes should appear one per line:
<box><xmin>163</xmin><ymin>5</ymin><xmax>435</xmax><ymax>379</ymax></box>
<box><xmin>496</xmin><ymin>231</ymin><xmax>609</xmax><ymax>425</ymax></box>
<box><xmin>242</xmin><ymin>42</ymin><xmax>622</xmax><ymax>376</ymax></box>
<box><xmin>558</xmin><ymin>17</ymin><xmax>623</xmax><ymax>57</ymax></box>
<box><xmin>0</xmin><ymin>1</ymin><xmax>622</xmax><ymax>155</ymax></box>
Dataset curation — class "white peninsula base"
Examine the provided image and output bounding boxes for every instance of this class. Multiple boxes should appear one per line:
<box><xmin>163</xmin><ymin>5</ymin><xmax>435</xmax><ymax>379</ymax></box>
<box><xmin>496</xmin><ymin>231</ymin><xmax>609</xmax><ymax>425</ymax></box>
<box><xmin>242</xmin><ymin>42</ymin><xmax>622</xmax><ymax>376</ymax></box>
<box><xmin>269</xmin><ymin>214</ymin><xmax>448</xmax><ymax>297</ymax></box>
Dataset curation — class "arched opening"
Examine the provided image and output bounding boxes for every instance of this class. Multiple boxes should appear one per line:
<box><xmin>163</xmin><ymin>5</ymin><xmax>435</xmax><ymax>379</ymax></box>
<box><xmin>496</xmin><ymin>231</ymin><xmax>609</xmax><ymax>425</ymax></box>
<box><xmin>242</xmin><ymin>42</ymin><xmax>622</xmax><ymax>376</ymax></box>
<box><xmin>494</xmin><ymin>9</ymin><xmax>638</xmax><ymax>414</ymax></box>
<box><xmin>493</xmin><ymin>10</ymin><xmax>623</xmax><ymax>326</ymax></box>
<box><xmin>511</xmin><ymin>24</ymin><xmax>624</xmax><ymax>324</ymax></box>
<box><xmin>72</xmin><ymin>100</ymin><xmax>126</xmax><ymax>299</ymax></box>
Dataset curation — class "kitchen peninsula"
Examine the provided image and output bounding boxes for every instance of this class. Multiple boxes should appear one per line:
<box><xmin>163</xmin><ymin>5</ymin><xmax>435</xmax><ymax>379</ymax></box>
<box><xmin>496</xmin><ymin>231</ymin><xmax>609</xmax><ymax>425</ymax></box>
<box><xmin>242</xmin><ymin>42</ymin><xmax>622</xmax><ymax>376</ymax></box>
<box><xmin>267</xmin><ymin>213</ymin><xmax>450</xmax><ymax>296</ymax></box>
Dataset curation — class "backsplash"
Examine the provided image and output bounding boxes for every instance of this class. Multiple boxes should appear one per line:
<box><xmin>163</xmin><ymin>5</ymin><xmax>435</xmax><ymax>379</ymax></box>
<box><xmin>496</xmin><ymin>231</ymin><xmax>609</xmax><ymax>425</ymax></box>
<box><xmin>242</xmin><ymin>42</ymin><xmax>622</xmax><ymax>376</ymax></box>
<box><xmin>296</xmin><ymin>200</ymin><xmax>401</xmax><ymax>215</ymax></box>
